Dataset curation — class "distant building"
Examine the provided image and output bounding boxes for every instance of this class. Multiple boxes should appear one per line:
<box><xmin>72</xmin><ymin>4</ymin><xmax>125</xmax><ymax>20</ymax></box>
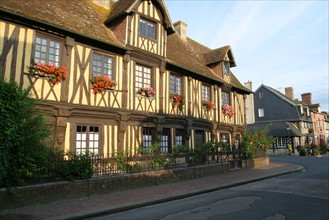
<box><xmin>250</xmin><ymin>85</ymin><xmax>311</xmax><ymax>155</ymax></box>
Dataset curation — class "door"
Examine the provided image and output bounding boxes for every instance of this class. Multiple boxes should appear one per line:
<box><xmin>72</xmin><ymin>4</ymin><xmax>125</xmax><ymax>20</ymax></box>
<box><xmin>195</xmin><ymin>130</ymin><xmax>204</xmax><ymax>148</ymax></box>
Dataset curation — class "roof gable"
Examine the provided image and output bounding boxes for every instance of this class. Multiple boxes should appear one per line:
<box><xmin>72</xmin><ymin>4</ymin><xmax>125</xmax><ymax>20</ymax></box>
<box><xmin>203</xmin><ymin>45</ymin><xmax>237</xmax><ymax>67</ymax></box>
<box><xmin>105</xmin><ymin>0</ymin><xmax>175</xmax><ymax>35</ymax></box>
<box><xmin>256</xmin><ymin>84</ymin><xmax>297</xmax><ymax>107</ymax></box>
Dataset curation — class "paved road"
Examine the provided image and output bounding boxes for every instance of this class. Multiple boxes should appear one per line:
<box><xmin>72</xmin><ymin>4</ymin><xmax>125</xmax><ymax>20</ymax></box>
<box><xmin>91</xmin><ymin>156</ymin><xmax>329</xmax><ymax>220</ymax></box>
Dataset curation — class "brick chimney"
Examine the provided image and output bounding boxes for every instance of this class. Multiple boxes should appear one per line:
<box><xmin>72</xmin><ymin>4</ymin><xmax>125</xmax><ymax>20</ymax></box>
<box><xmin>173</xmin><ymin>20</ymin><xmax>187</xmax><ymax>41</ymax></box>
<box><xmin>285</xmin><ymin>87</ymin><xmax>294</xmax><ymax>100</ymax></box>
<box><xmin>301</xmin><ymin>92</ymin><xmax>312</xmax><ymax>105</ymax></box>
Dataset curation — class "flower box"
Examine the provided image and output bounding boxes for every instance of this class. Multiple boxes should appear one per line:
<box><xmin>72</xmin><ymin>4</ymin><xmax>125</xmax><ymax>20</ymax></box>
<box><xmin>137</xmin><ymin>86</ymin><xmax>155</xmax><ymax>97</ymax></box>
<box><xmin>91</xmin><ymin>75</ymin><xmax>117</xmax><ymax>94</ymax></box>
<box><xmin>202</xmin><ymin>100</ymin><xmax>215</xmax><ymax>111</ymax></box>
<box><xmin>222</xmin><ymin>104</ymin><xmax>235</xmax><ymax>117</ymax></box>
<box><xmin>170</xmin><ymin>93</ymin><xmax>185</xmax><ymax>110</ymax></box>
<box><xmin>28</xmin><ymin>62</ymin><xmax>67</xmax><ymax>85</ymax></box>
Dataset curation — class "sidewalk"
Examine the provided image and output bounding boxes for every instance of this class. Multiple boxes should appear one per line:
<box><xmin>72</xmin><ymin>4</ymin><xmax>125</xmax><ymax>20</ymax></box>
<box><xmin>0</xmin><ymin>162</ymin><xmax>303</xmax><ymax>220</ymax></box>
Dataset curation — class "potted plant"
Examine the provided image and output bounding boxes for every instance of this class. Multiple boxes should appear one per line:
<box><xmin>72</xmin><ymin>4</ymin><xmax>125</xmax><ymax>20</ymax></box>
<box><xmin>28</xmin><ymin>61</ymin><xmax>67</xmax><ymax>85</ymax></box>
<box><xmin>90</xmin><ymin>75</ymin><xmax>117</xmax><ymax>94</ymax></box>
<box><xmin>202</xmin><ymin>100</ymin><xmax>215</xmax><ymax>111</ymax></box>
<box><xmin>170</xmin><ymin>93</ymin><xmax>185</xmax><ymax>110</ymax></box>
<box><xmin>137</xmin><ymin>86</ymin><xmax>155</xmax><ymax>97</ymax></box>
<box><xmin>222</xmin><ymin>104</ymin><xmax>235</xmax><ymax>117</ymax></box>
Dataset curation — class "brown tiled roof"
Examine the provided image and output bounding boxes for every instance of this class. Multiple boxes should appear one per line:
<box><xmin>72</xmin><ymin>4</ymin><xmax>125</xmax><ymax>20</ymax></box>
<box><xmin>167</xmin><ymin>34</ymin><xmax>249</xmax><ymax>92</ymax></box>
<box><xmin>105</xmin><ymin>0</ymin><xmax>135</xmax><ymax>24</ymax></box>
<box><xmin>0</xmin><ymin>0</ymin><xmax>123</xmax><ymax>47</ymax></box>
<box><xmin>203</xmin><ymin>46</ymin><xmax>228</xmax><ymax>65</ymax></box>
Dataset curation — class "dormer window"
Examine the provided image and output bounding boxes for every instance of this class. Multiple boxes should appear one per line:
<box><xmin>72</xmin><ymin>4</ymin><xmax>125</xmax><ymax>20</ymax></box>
<box><xmin>139</xmin><ymin>18</ymin><xmax>156</xmax><ymax>40</ymax></box>
<box><xmin>223</xmin><ymin>62</ymin><xmax>230</xmax><ymax>75</ymax></box>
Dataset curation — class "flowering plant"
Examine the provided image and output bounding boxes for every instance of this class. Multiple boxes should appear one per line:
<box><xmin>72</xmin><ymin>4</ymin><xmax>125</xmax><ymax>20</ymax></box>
<box><xmin>241</xmin><ymin>125</ymin><xmax>274</xmax><ymax>158</ymax></box>
<box><xmin>202</xmin><ymin>100</ymin><xmax>215</xmax><ymax>111</ymax></box>
<box><xmin>170</xmin><ymin>93</ymin><xmax>185</xmax><ymax>110</ymax></box>
<box><xmin>222</xmin><ymin>104</ymin><xmax>235</xmax><ymax>117</ymax></box>
<box><xmin>28</xmin><ymin>62</ymin><xmax>67</xmax><ymax>85</ymax></box>
<box><xmin>137</xmin><ymin>86</ymin><xmax>155</xmax><ymax>97</ymax></box>
<box><xmin>90</xmin><ymin>75</ymin><xmax>117</xmax><ymax>94</ymax></box>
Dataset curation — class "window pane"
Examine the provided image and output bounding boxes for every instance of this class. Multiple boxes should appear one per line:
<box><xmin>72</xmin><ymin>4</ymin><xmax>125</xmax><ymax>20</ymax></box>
<box><xmin>92</xmin><ymin>52</ymin><xmax>113</xmax><ymax>78</ymax></box>
<box><xmin>34</xmin><ymin>35</ymin><xmax>61</xmax><ymax>65</ymax></box>
<box><xmin>136</xmin><ymin>65</ymin><xmax>151</xmax><ymax>90</ymax></box>
<box><xmin>139</xmin><ymin>18</ymin><xmax>155</xmax><ymax>39</ymax></box>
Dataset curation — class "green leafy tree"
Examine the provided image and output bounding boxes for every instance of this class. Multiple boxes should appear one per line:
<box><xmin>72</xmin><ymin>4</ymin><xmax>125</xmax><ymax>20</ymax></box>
<box><xmin>0</xmin><ymin>78</ymin><xmax>51</xmax><ymax>187</ymax></box>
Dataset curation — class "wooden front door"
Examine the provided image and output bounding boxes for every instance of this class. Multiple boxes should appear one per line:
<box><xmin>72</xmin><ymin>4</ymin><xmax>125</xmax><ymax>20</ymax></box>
<box><xmin>195</xmin><ymin>130</ymin><xmax>204</xmax><ymax>148</ymax></box>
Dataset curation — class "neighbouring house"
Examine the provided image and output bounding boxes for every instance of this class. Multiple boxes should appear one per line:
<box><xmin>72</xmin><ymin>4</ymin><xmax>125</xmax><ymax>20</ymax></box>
<box><xmin>300</xmin><ymin>93</ymin><xmax>329</xmax><ymax>147</ymax></box>
<box><xmin>0</xmin><ymin>0</ymin><xmax>251</xmax><ymax>156</ymax></box>
<box><xmin>249</xmin><ymin>85</ymin><xmax>306</xmax><ymax>155</ymax></box>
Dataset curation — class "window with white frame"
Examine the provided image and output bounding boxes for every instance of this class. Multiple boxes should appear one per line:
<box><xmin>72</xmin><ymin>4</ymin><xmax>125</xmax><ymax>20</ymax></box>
<box><xmin>201</xmin><ymin>84</ymin><xmax>211</xmax><ymax>101</ymax></box>
<box><xmin>170</xmin><ymin>74</ymin><xmax>181</xmax><ymax>95</ymax></box>
<box><xmin>259</xmin><ymin>91</ymin><xmax>263</xmax><ymax>99</ymax></box>
<box><xmin>75</xmin><ymin>125</ymin><xmax>100</xmax><ymax>155</ymax></box>
<box><xmin>34</xmin><ymin>35</ymin><xmax>61</xmax><ymax>65</ymax></box>
<box><xmin>136</xmin><ymin>64</ymin><xmax>151</xmax><ymax>90</ymax></box>
<box><xmin>258</xmin><ymin>108</ymin><xmax>264</xmax><ymax>117</ymax></box>
<box><xmin>92</xmin><ymin>52</ymin><xmax>113</xmax><ymax>78</ymax></box>
<box><xmin>139</xmin><ymin>18</ymin><xmax>156</xmax><ymax>40</ymax></box>
<box><xmin>276</xmin><ymin>137</ymin><xmax>286</xmax><ymax>148</ymax></box>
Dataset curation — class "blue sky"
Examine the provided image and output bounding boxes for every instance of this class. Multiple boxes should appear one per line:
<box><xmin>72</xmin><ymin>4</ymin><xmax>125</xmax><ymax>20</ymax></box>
<box><xmin>165</xmin><ymin>0</ymin><xmax>329</xmax><ymax>112</ymax></box>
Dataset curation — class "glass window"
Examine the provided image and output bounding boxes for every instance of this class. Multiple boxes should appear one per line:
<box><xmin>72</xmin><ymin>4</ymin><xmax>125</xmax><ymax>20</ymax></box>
<box><xmin>277</xmin><ymin>137</ymin><xmax>286</xmax><ymax>148</ymax></box>
<box><xmin>259</xmin><ymin>91</ymin><xmax>263</xmax><ymax>99</ymax></box>
<box><xmin>202</xmin><ymin>84</ymin><xmax>211</xmax><ymax>102</ymax></box>
<box><xmin>258</xmin><ymin>108</ymin><xmax>264</xmax><ymax>117</ymax></box>
<box><xmin>170</xmin><ymin>74</ymin><xmax>181</xmax><ymax>95</ymax></box>
<box><xmin>160</xmin><ymin>128</ymin><xmax>170</xmax><ymax>153</ymax></box>
<box><xmin>92</xmin><ymin>52</ymin><xmax>113</xmax><ymax>78</ymax></box>
<box><xmin>139</xmin><ymin>18</ymin><xmax>155</xmax><ymax>39</ymax></box>
<box><xmin>76</xmin><ymin>125</ymin><xmax>100</xmax><ymax>155</ymax></box>
<box><xmin>34</xmin><ymin>35</ymin><xmax>61</xmax><ymax>65</ymax></box>
<box><xmin>221</xmin><ymin>91</ymin><xmax>230</xmax><ymax>105</ymax></box>
<box><xmin>136</xmin><ymin>64</ymin><xmax>151</xmax><ymax>90</ymax></box>
<box><xmin>175</xmin><ymin>129</ymin><xmax>184</xmax><ymax>146</ymax></box>
<box><xmin>142</xmin><ymin>127</ymin><xmax>153</xmax><ymax>149</ymax></box>
<box><xmin>223</xmin><ymin>62</ymin><xmax>230</xmax><ymax>75</ymax></box>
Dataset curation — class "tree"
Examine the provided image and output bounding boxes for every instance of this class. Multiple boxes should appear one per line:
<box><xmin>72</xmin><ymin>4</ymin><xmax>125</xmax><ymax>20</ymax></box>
<box><xmin>0</xmin><ymin>77</ymin><xmax>50</xmax><ymax>187</ymax></box>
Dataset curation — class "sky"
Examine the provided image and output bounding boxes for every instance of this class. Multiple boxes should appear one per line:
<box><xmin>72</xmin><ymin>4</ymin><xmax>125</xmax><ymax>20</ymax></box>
<box><xmin>164</xmin><ymin>0</ymin><xmax>329</xmax><ymax>112</ymax></box>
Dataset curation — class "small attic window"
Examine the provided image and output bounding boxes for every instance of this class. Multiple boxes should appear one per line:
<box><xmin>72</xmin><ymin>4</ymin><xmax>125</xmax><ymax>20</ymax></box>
<box><xmin>139</xmin><ymin>18</ymin><xmax>156</xmax><ymax>40</ymax></box>
<box><xmin>223</xmin><ymin>62</ymin><xmax>230</xmax><ymax>75</ymax></box>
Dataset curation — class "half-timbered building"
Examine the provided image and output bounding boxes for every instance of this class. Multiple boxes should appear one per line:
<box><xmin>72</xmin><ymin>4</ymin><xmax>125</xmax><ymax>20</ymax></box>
<box><xmin>0</xmin><ymin>0</ymin><xmax>251</xmax><ymax>156</ymax></box>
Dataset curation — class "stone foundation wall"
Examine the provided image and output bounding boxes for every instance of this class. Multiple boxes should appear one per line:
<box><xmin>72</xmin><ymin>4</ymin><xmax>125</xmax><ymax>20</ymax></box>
<box><xmin>0</xmin><ymin>157</ymin><xmax>269</xmax><ymax>209</ymax></box>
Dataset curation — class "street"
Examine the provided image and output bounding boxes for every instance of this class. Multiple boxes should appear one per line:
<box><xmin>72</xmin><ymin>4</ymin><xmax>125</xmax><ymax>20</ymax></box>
<box><xmin>91</xmin><ymin>156</ymin><xmax>329</xmax><ymax>220</ymax></box>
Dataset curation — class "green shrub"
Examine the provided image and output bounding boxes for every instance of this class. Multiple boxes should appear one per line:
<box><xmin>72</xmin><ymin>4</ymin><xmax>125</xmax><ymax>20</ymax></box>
<box><xmin>59</xmin><ymin>153</ymin><xmax>93</xmax><ymax>181</ymax></box>
<box><xmin>299</xmin><ymin>148</ymin><xmax>307</xmax><ymax>156</ymax></box>
<box><xmin>115</xmin><ymin>152</ymin><xmax>142</xmax><ymax>173</ymax></box>
<box><xmin>319</xmin><ymin>144</ymin><xmax>328</xmax><ymax>155</ymax></box>
<box><xmin>0</xmin><ymin>78</ymin><xmax>51</xmax><ymax>187</ymax></box>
